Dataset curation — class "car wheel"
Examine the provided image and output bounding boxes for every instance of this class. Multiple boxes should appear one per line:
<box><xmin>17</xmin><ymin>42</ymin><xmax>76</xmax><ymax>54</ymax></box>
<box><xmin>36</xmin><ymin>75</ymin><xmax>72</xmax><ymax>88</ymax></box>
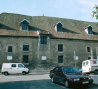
<box><xmin>94</xmin><ymin>70</ymin><xmax>98</xmax><ymax>75</ymax></box>
<box><xmin>64</xmin><ymin>81</ymin><xmax>69</xmax><ymax>88</ymax></box>
<box><xmin>4</xmin><ymin>72</ymin><xmax>8</xmax><ymax>75</ymax></box>
<box><xmin>22</xmin><ymin>71</ymin><xmax>26</xmax><ymax>75</ymax></box>
<box><xmin>51</xmin><ymin>77</ymin><xmax>54</xmax><ymax>83</ymax></box>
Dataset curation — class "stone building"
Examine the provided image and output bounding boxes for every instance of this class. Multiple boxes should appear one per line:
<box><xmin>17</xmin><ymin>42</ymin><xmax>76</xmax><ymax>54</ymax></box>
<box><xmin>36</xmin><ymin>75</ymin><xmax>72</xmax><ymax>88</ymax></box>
<box><xmin>0</xmin><ymin>12</ymin><xmax>98</xmax><ymax>69</ymax></box>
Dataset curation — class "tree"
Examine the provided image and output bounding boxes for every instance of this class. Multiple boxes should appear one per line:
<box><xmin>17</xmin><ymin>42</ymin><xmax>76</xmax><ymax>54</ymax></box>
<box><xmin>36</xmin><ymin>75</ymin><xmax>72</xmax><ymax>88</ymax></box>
<box><xmin>92</xmin><ymin>4</ymin><xmax>98</xmax><ymax>20</ymax></box>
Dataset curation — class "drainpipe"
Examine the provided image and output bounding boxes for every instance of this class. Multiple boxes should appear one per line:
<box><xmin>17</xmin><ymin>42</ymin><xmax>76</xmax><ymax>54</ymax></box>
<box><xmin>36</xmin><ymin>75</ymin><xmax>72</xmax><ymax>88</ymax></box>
<box><xmin>96</xmin><ymin>47</ymin><xmax>98</xmax><ymax>60</ymax></box>
<box><xmin>91</xmin><ymin>47</ymin><xmax>93</xmax><ymax>60</ymax></box>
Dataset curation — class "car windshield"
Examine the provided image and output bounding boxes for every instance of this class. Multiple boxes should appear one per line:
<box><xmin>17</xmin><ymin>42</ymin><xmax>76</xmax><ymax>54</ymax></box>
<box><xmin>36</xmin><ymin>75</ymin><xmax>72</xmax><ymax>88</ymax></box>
<box><xmin>63</xmin><ymin>67</ymin><xmax>79</xmax><ymax>73</ymax></box>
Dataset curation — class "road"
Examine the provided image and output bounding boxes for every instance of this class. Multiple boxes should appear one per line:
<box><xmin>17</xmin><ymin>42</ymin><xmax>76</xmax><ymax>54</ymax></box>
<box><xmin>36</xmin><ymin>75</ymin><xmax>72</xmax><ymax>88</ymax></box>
<box><xmin>0</xmin><ymin>74</ymin><xmax>98</xmax><ymax>89</ymax></box>
<box><xmin>90</xmin><ymin>75</ymin><xmax>98</xmax><ymax>84</ymax></box>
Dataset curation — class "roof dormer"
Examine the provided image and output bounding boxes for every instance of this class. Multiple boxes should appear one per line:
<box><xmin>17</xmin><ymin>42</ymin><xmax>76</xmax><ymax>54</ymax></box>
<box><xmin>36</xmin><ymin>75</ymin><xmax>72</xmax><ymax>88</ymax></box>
<box><xmin>85</xmin><ymin>25</ymin><xmax>93</xmax><ymax>35</ymax></box>
<box><xmin>55</xmin><ymin>22</ymin><xmax>63</xmax><ymax>32</ymax></box>
<box><xmin>21</xmin><ymin>19</ymin><xmax>29</xmax><ymax>31</ymax></box>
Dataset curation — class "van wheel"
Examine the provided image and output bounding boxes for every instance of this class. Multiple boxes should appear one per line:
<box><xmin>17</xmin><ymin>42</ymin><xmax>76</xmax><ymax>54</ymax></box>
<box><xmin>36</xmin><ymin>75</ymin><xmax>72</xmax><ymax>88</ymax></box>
<box><xmin>22</xmin><ymin>71</ymin><xmax>26</xmax><ymax>75</ymax></box>
<box><xmin>94</xmin><ymin>70</ymin><xmax>98</xmax><ymax>75</ymax></box>
<box><xmin>4</xmin><ymin>72</ymin><xmax>8</xmax><ymax>75</ymax></box>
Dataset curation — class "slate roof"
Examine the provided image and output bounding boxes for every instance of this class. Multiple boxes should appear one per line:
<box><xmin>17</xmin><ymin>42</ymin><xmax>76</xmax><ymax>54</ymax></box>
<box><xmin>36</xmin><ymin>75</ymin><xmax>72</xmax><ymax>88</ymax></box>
<box><xmin>0</xmin><ymin>12</ymin><xmax>98</xmax><ymax>40</ymax></box>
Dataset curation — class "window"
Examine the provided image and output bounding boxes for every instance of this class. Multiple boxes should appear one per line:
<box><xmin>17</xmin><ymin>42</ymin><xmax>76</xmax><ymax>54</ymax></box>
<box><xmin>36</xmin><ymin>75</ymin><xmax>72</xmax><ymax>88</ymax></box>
<box><xmin>88</xmin><ymin>29</ymin><xmax>92</xmax><ymax>34</ymax></box>
<box><xmin>8</xmin><ymin>46</ymin><xmax>12</xmax><ymax>52</ymax></box>
<box><xmin>23</xmin><ymin>44</ymin><xmax>29</xmax><ymax>52</ymax></box>
<box><xmin>58</xmin><ymin>44</ymin><xmax>63</xmax><ymax>52</ymax></box>
<box><xmin>23</xmin><ymin>55</ymin><xmax>28</xmax><ymax>63</ymax></box>
<box><xmin>21</xmin><ymin>19</ymin><xmax>29</xmax><ymax>31</ymax></box>
<box><xmin>82</xmin><ymin>62</ymin><xmax>85</xmax><ymax>66</ymax></box>
<box><xmin>22</xmin><ymin>23</ymin><xmax>28</xmax><ymax>30</ymax></box>
<box><xmin>57</xmin><ymin>23</ymin><xmax>63</xmax><ymax>32</ymax></box>
<box><xmin>87</xmin><ymin>47</ymin><xmax>91</xmax><ymax>52</ymax></box>
<box><xmin>11</xmin><ymin>64</ymin><xmax>16</xmax><ymax>67</ymax></box>
<box><xmin>85</xmin><ymin>25</ymin><xmax>93</xmax><ymax>35</ymax></box>
<box><xmin>88</xmin><ymin>57</ymin><xmax>91</xmax><ymax>60</ymax></box>
<box><xmin>88</xmin><ymin>25</ymin><xmax>93</xmax><ymax>34</ymax></box>
<box><xmin>54</xmin><ymin>67</ymin><xmax>59</xmax><ymax>72</ymax></box>
<box><xmin>18</xmin><ymin>64</ymin><xmax>24</xmax><ymax>68</ymax></box>
<box><xmin>40</xmin><ymin>36</ymin><xmax>47</xmax><ymax>44</ymax></box>
<box><xmin>58</xmin><ymin>56</ymin><xmax>63</xmax><ymax>63</ymax></box>
<box><xmin>86</xmin><ymin>61</ymin><xmax>89</xmax><ymax>65</ymax></box>
<box><xmin>58</xmin><ymin>68</ymin><xmax>63</xmax><ymax>73</ymax></box>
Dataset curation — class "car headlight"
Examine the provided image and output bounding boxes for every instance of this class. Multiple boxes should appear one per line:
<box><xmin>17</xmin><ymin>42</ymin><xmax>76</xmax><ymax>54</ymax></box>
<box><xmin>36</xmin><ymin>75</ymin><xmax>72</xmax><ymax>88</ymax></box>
<box><xmin>74</xmin><ymin>78</ymin><xmax>80</xmax><ymax>81</ymax></box>
<box><xmin>68</xmin><ymin>77</ymin><xmax>74</xmax><ymax>81</ymax></box>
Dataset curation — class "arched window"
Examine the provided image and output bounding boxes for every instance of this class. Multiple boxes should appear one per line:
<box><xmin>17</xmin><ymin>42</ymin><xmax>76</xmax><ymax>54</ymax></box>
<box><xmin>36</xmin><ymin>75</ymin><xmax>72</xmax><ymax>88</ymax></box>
<box><xmin>88</xmin><ymin>25</ymin><xmax>93</xmax><ymax>34</ymax></box>
<box><xmin>56</xmin><ymin>22</ymin><xmax>63</xmax><ymax>32</ymax></box>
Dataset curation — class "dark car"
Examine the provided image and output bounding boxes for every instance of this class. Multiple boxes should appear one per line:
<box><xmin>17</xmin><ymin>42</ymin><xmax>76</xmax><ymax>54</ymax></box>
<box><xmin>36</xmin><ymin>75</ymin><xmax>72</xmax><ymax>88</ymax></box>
<box><xmin>50</xmin><ymin>66</ymin><xmax>93</xmax><ymax>88</ymax></box>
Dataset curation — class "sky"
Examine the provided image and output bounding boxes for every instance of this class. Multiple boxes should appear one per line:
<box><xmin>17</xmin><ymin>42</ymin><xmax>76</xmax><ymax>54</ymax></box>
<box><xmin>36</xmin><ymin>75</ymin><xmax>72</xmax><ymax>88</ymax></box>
<box><xmin>0</xmin><ymin>0</ymin><xmax>98</xmax><ymax>22</ymax></box>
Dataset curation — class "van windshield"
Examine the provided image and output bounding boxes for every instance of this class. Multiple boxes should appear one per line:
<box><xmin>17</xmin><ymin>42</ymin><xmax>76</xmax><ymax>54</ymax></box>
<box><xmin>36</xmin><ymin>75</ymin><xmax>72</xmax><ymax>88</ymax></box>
<box><xmin>18</xmin><ymin>64</ymin><xmax>24</xmax><ymax>68</ymax></box>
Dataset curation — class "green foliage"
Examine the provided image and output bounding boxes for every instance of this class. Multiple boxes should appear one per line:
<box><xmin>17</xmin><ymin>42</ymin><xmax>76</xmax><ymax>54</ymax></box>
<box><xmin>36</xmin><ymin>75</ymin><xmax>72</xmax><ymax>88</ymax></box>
<box><xmin>92</xmin><ymin>4</ymin><xmax>98</xmax><ymax>19</ymax></box>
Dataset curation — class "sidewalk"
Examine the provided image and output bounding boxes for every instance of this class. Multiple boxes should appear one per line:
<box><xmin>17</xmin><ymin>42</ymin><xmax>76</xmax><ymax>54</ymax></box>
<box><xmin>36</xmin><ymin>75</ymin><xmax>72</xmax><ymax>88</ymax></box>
<box><xmin>29</xmin><ymin>70</ymin><xmax>49</xmax><ymax>75</ymax></box>
<box><xmin>0</xmin><ymin>69</ymin><xmax>50</xmax><ymax>75</ymax></box>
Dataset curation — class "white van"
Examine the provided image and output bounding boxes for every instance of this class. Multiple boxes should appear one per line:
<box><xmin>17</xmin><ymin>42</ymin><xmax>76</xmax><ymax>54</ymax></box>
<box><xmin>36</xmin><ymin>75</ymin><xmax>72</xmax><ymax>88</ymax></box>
<box><xmin>1</xmin><ymin>63</ymin><xmax>29</xmax><ymax>75</ymax></box>
<box><xmin>82</xmin><ymin>60</ymin><xmax>98</xmax><ymax>74</ymax></box>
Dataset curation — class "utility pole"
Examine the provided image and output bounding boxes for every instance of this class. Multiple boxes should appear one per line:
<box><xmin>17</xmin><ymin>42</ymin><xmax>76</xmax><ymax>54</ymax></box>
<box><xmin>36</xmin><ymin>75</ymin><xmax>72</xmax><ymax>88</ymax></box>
<box><xmin>74</xmin><ymin>50</ymin><xmax>78</xmax><ymax>67</ymax></box>
<box><xmin>74</xmin><ymin>51</ymin><xmax>76</xmax><ymax>67</ymax></box>
<box><xmin>96</xmin><ymin>46</ymin><xmax>98</xmax><ymax>60</ymax></box>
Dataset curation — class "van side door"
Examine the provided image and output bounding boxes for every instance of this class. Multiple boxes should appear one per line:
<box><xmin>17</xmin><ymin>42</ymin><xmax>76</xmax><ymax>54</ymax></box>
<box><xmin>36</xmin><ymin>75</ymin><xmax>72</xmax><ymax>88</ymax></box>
<box><xmin>9</xmin><ymin>64</ymin><xmax>17</xmax><ymax>74</ymax></box>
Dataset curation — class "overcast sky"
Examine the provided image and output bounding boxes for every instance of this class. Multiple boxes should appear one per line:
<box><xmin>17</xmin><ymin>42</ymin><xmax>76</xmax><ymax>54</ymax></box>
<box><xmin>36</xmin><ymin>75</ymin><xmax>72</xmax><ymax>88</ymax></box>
<box><xmin>0</xmin><ymin>0</ymin><xmax>98</xmax><ymax>22</ymax></box>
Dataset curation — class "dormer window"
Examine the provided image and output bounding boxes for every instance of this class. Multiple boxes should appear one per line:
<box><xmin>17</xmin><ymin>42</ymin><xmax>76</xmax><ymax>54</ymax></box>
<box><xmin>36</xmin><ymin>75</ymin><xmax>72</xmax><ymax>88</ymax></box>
<box><xmin>88</xmin><ymin>25</ymin><xmax>93</xmax><ymax>34</ymax></box>
<box><xmin>55</xmin><ymin>22</ymin><xmax>63</xmax><ymax>32</ymax></box>
<box><xmin>22</xmin><ymin>23</ymin><xmax>28</xmax><ymax>30</ymax></box>
<box><xmin>85</xmin><ymin>25</ymin><xmax>93</xmax><ymax>35</ymax></box>
<box><xmin>21</xmin><ymin>19</ymin><xmax>29</xmax><ymax>31</ymax></box>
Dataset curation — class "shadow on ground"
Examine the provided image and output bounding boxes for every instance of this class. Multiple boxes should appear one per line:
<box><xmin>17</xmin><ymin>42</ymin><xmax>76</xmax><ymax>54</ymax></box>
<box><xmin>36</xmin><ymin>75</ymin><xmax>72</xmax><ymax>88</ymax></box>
<box><xmin>0</xmin><ymin>79</ymin><xmax>97</xmax><ymax>89</ymax></box>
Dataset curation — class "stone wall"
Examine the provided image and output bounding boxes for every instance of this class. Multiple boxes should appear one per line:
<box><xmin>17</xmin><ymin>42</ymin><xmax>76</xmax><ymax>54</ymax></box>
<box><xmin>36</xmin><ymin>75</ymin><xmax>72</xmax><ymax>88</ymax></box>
<box><xmin>0</xmin><ymin>36</ymin><xmax>98</xmax><ymax>69</ymax></box>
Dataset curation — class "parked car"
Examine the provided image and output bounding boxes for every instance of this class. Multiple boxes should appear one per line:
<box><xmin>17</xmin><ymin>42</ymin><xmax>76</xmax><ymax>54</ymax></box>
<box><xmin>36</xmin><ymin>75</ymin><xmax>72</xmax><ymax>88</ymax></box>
<box><xmin>50</xmin><ymin>66</ymin><xmax>93</xmax><ymax>88</ymax></box>
<box><xmin>1</xmin><ymin>63</ymin><xmax>29</xmax><ymax>75</ymax></box>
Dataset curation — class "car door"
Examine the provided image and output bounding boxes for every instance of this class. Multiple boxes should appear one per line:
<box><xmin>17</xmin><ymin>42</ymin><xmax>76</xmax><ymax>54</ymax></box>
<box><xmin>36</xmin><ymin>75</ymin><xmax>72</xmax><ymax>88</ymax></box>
<box><xmin>58</xmin><ymin>67</ymin><xmax>65</xmax><ymax>84</ymax></box>
<box><xmin>52</xmin><ymin>67</ymin><xmax>59</xmax><ymax>82</ymax></box>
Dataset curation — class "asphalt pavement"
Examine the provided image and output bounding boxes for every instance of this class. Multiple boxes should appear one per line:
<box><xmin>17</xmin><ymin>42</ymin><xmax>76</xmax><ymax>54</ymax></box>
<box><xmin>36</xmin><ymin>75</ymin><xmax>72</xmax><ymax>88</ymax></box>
<box><xmin>90</xmin><ymin>75</ymin><xmax>98</xmax><ymax>84</ymax></box>
<box><xmin>0</xmin><ymin>75</ymin><xmax>98</xmax><ymax>89</ymax></box>
<box><xmin>0</xmin><ymin>73</ymin><xmax>98</xmax><ymax>84</ymax></box>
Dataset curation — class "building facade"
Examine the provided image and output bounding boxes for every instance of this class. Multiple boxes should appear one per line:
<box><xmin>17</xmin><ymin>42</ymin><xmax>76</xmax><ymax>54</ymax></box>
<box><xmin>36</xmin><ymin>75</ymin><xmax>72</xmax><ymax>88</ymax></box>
<box><xmin>0</xmin><ymin>13</ymin><xmax>98</xmax><ymax>69</ymax></box>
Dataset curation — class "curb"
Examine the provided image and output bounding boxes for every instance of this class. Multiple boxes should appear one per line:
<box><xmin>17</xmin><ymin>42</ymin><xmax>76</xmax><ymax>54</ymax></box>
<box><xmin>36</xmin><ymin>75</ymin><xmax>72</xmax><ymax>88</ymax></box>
<box><xmin>28</xmin><ymin>73</ymin><xmax>49</xmax><ymax>75</ymax></box>
<box><xmin>0</xmin><ymin>73</ymin><xmax>49</xmax><ymax>75</ymax></box>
